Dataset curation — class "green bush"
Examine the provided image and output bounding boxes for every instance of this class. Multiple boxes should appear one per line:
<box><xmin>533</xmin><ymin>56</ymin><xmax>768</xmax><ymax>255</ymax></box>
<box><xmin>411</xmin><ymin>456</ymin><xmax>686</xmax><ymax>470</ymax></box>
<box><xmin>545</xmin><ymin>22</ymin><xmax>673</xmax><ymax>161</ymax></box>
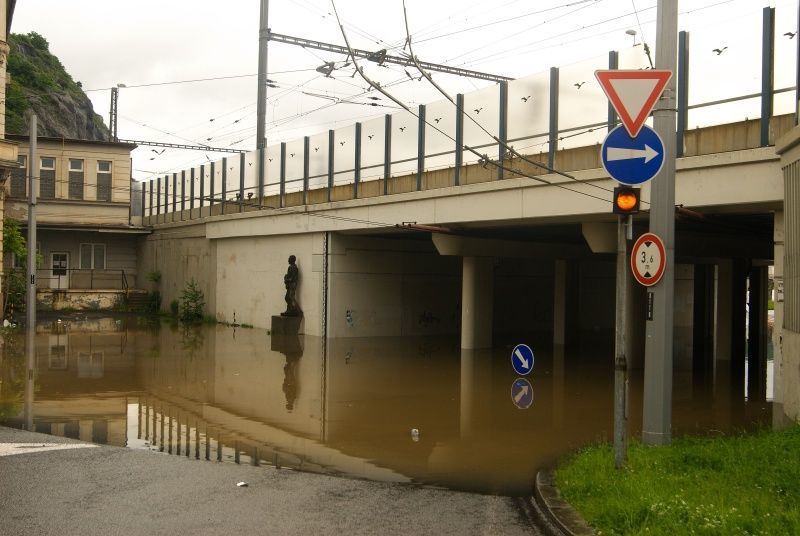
<box><xmin>169</xmin><ymin>299</ymin><xmax>179</xmax><ymax>317</ymax></box>
<box><xmin>179</xmin><ymin>280</ymin><xmax>205</xmax><ymax>323</ymax></box>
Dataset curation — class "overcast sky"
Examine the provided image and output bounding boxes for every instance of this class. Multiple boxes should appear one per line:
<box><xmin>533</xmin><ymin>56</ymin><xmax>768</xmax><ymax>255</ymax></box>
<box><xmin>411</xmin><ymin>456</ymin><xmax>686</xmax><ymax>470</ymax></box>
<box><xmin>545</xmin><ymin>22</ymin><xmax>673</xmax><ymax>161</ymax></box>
<box><xmin>11</xmin><ymin>0</ymin><xmax>798</xmax><ymax>181</ymax></box>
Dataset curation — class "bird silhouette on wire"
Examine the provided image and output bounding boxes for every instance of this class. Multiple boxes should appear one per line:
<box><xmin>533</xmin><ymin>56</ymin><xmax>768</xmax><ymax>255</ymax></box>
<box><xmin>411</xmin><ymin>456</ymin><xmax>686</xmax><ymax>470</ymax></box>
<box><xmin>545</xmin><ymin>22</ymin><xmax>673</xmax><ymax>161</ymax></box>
<box><xmin>151</xmin><ymin>149</ymin><xmax>166</xmax><ymax>155</ymax></box>
<box><xmin>340</xmin><ymin>141</ymin><xmax>346</xmax><ymax>146</ymax></box>
<box><xmin>474</xmin><ymin>107</ymin><xmax>483</xmax><ymax>114</ymax></box>
<box><xmin>712</xmin><ymin>47</ymin><xmax>728</xmax><ymax>55</ymax></box>
<box><xmin>521</xmin><ymin>95</ymin><xmax>531</xmax><ymax>102</ymax></box>
<box><xmin>785</xmin><ymin>32</ymin><xmax>797</xmax><ymax>39</ymax></box>
<box><xmin>434</xmin><ymin>117</ymin><xmax>442</xmax><ymax>123</ymax></box>
<box><xmin>574</xmin><ymin>82</ymin><xmax>586</xmax><ymax>89</ymax></box>
<box><xmin>368</xmin><ymin>135</ymin><xmax>374</xmax><ymax>140</ymax></box>
<box><xmin>399</xmin><ymin>126</ymin><xmax>406</xmax><ymax>132</ymax></box>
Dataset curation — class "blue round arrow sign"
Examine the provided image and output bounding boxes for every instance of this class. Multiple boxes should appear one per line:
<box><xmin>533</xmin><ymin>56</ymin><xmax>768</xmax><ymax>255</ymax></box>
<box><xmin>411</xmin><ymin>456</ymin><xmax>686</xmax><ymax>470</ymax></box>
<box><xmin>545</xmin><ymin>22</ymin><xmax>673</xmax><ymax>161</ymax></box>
<box><xmin>511</xmin><ymin>343</ymin><xmax>534</xmax><ymax>376</ymax></box>
<box><xmin>511</xmin><ymin>378</ymin><xmax>534</xmax><ymax>409</ymax></box>
<box><xmin>601</xmin><ymin>124</ymin><xmax>665</xmax><ymax>185</ymax></box>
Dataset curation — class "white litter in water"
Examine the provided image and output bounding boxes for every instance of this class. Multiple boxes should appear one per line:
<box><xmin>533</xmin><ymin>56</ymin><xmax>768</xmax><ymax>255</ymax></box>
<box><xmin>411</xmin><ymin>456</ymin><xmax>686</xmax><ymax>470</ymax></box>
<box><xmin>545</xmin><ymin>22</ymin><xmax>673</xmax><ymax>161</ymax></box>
<box><xmin>411</xmin><ymin>428</ymin><xmax>420</xmax><ymax>442</ymax></box>
<box><xmin>236</xmin><ymin>481</ymin><xmax>249</xmax><ymax>487</ymax></box>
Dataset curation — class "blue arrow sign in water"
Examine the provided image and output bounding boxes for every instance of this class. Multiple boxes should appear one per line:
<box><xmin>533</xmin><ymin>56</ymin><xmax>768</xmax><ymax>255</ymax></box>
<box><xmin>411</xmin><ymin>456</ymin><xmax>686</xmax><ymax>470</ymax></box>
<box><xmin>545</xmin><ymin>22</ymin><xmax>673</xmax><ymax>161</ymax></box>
<box><xmin>511</xmin><ymin>378</ymin><xmax>534</xmax><ymax>409</ymax></box>
<box><xmin>511</xmin><ymin>344</ymin><xmax>534</xmax><ymax>376</ymax></box>
<box><xmin>601</xmin><ymin>124</ymin><xmax>665</xmax><ymax>185</ymax></box>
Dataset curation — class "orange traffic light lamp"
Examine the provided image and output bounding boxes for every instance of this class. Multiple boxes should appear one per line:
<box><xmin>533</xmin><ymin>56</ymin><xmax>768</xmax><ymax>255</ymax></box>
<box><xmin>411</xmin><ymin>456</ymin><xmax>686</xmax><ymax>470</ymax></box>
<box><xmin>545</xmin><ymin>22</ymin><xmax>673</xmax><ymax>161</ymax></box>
<box><xmin>612</xmin><ymin>186</ymin><xmax>640</xmax><ymax>214</ymax></box>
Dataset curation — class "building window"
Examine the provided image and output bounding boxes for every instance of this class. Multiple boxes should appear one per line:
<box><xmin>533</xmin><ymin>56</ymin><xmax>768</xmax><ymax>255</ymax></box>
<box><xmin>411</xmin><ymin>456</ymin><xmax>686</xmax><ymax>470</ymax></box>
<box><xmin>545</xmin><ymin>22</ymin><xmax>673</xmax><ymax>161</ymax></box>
<box><xmin>97</xmin><ymin>160</ymin><xmax>112</xmax><ymax>201</ymax></box>
<box><xmin>40</xmin><ymin>157</ymin><xmax>55</xmax><ymax>199</ymax></box>
<box><xmin>80</xmin><ymin>243</ymin><xmax>106</xmax><ymax>270</ymax></box>
<box><xmin>69</xmin><ymin>159</ymin><xmax>84</xmax><ymax>200</ymax></box>
<box><xmin>10</xmin><ymin>155</ymin><xmax>26</xmax><ymax>197</ymax></box>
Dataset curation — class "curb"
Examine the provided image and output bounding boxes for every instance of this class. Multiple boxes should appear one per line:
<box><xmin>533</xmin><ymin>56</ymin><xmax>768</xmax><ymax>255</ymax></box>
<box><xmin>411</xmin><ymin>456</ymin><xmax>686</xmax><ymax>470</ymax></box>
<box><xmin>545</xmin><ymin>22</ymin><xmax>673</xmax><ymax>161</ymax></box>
<box><xmin>534</xmin><ymin>469</ymin><xmax>595</xmax><ymax>536</ymax></box>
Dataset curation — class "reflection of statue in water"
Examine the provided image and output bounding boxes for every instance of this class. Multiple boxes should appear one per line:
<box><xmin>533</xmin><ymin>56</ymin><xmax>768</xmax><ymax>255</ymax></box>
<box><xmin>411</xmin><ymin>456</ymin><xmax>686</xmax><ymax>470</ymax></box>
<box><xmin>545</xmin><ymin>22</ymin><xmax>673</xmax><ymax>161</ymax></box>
<box><xmin>272</xmin><ymin>335</ymin><xmax>303</xmax><ymax>412</ymax></box>
<box><xmin>282</xmin><ymin>354</ymin><xmax>300</xmax><ymax>411</ymax></box>
<box><xmin>281</xmin><ymin>255</ymin><xmax>302</xmax><ymax>317</ymax></box>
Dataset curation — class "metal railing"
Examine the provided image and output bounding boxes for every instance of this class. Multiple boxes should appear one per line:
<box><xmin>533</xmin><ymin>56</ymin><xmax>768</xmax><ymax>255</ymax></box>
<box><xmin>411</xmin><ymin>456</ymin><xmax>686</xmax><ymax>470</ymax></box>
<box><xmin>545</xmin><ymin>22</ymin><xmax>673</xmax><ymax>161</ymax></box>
<box><xmin>26</xmin><ymin>268</ymin><xmax>129</xmax><ymax>291</ymax></box>
<box><xmin>142</xmin><ymin>6</ymin><xmax>797</xmax><ymax>221</ymax></box>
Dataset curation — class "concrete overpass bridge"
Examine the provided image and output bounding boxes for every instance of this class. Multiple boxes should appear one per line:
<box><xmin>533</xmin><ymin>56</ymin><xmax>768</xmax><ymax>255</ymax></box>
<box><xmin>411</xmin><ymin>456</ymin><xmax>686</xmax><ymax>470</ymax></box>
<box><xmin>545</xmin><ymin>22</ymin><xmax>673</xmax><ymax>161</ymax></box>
<box><xmin>136</xmin><ymin>9</ymin><xmax>800</xmax><ymax>423</ymax></box>
<box><xmin>137</xmin><ymin>113</ymin><xmax>799</xmax><ymax>420</ymax></box>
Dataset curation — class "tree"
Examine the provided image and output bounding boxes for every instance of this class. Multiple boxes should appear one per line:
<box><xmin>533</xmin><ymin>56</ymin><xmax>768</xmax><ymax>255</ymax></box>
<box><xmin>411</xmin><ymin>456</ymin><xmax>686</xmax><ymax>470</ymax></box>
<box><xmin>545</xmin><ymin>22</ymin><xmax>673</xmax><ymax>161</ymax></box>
<box><xmin>2</xmin><ymin>219</ymin><xmax>28</xmax><ymax>319</ymax></box>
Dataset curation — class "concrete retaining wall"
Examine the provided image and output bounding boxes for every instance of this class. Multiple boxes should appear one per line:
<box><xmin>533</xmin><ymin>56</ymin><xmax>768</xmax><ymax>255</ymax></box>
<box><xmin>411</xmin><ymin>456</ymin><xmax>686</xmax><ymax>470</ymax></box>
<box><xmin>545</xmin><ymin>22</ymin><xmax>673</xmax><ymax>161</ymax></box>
<box><xmin>37</xmin><ymin>289</ymin><xmax>124</xmax><ymax>311</ymax></box>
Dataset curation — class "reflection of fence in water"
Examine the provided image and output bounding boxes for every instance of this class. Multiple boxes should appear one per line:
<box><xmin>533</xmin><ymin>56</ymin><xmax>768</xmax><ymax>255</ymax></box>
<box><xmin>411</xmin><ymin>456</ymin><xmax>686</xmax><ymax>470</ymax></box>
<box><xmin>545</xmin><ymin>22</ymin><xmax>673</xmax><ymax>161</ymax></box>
<box><xmin>142</xmin><ymin>6</ymin><xmax>794</xmax><ymax>217</ymax></box>
<box><xmin>136</xmin><ymin>397</ymin><xmax>324</xmax><ymax>473</ymax></box>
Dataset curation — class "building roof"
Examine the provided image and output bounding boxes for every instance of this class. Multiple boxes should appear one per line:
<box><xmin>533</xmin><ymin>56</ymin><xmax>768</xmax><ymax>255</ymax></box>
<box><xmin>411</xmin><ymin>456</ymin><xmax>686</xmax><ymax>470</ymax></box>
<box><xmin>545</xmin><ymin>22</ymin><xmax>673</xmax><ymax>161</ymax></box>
<box><xmin>7</xmin><ymin>134</ymin><xmax>138</xmax><ymax>151</ymax></box>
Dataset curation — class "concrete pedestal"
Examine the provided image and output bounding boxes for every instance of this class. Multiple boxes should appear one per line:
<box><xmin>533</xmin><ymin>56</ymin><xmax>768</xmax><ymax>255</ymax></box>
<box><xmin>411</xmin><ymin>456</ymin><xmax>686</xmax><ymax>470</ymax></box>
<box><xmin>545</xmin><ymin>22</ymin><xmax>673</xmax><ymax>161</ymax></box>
<box><xmin>271</xmin><ymin>315</ymin><xmax>301</xmax><ymax>336</ymax></box>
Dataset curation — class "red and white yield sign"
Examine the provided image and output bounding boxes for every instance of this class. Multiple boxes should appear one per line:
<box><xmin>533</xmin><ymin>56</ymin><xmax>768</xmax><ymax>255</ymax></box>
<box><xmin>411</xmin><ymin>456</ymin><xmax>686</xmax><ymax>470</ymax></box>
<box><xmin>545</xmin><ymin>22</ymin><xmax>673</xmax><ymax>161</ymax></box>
<box><xmin>595</xmin><ymin>70</ymin><xmax>672</xmax><ymax>138</ymax></box>
<box><xmin>630</xmin><ymin>232</ymin><xmax>666</xmax><ymax>287</ymax></box>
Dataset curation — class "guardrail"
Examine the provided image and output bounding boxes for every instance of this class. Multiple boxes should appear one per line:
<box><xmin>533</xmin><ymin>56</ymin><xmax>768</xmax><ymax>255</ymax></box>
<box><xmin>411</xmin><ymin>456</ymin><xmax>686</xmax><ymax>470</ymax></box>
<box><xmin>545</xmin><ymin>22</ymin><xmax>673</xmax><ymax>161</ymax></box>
<box><xmin>26</xmin><ymin>268</ymin><xmax>129</xmax><ymax>291</ymax></box>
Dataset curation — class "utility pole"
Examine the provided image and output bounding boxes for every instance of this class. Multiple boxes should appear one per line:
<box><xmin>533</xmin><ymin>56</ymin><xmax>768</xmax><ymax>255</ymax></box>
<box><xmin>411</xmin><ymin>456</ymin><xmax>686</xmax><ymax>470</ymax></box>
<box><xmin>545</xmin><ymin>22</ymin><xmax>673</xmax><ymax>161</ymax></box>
<box><xmin>642</xmin><ymin>0</ymin><xmax>678</xmax><ymax>446</ymax></box>
<box><xmin>109</xmin><ymin>87</ymin><xmax>118</xmax><ymax>142</ymax></box>
<box><xmin>24</xmin><ymin>114</ymin><xmax>37</xmax><ymax>431</ymax></box>
<box><xmin>256</xmin><ymin>0</ymin><xmax>269</xmax><ymax>150</ymax></box>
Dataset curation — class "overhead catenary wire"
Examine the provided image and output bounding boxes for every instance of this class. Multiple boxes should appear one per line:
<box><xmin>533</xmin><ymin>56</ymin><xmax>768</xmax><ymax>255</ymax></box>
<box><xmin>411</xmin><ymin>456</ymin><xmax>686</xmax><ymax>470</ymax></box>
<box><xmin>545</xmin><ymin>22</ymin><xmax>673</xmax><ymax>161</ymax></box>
<box><xmin>327</xmin><ymin>0</ymin><xmax>613</xmax><ymax>208</ymax></box>
<box><xmin>399</xmin><ymin>0</ymin><xmax>623</xmax><ymax>204</ymax></box>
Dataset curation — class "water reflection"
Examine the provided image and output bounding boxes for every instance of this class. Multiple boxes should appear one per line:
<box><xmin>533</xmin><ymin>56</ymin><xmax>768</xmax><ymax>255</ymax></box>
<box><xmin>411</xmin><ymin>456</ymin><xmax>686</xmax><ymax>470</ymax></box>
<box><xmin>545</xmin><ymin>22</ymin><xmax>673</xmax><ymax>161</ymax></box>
<box><xmin>0</xmin><ymin>317</ymin><xmax>772</xmax><ymax>495</ymax></box>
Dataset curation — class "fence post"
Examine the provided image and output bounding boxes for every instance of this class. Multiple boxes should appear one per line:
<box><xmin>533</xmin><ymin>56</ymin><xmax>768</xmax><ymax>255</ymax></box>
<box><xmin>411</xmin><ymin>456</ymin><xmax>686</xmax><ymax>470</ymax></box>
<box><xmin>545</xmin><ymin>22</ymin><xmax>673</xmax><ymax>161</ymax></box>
<box><xmin>498</xmin><ymin>81</ymin><xmax>508</xmax><ymax>180</ymax></box>
<box><xmin>328</xmin><ymin>130</ymin><xmax>335</xmax><ymax>202</ymax></box>
<box><xmin>761</xmin><ymin>6</ymin><xmax>775</xmax><ymax>147</ymax></box>
<box><xmin>210</xmin><ymin>161</ymin><xmax>216</xmax><ymax>212</ymax></box>
<box><xmin>608</xmin><ymin>51</ymin><xmax>619</xmax><ymax>132</ymax></box>
<box><xmin>221</xmin><ymin>157</ymin><xmax>227</xmax><ymax>215</ymax></box>
<box><xmin>455</xmin><ymin>93</ymin><xmax>464</xmax><ymax>186</ymax></box>
<box><xmin>303</xmin><ymin>136</ymin><xmax>310</xmax><ymax>205</ymax></box>
<box><xmin>239</xmin><ymin>153</ymin><xmax>245</xmax><ymax>212</ymax></box>
<box><xmin>280</xmin><ymin>142</ymin><xmax>286</xmax><ymax>208</ymax></box>
<box><xmin>190</xmin><ymin>168</ymin><xmax>195</xmax><ymax>212</ymax></box>
<box><xmin>180</xmin><ymin>170</ymin><xmax>186</xmax><ymax>220</ymax></box>
<box><xmin>199</xmin><ymin>164</ymin><xmax>205</xmax><ymax>212</ymax></box>
<box><xmin>354</xmin><ymin>124</ymin><xmax>361</xmax><ymax>199</ymax></box>
<box><xmin>384</xmin><ymin>114</ymin><xmax>392</xmax><ymax>195</ymax></box>
<box><xmin>548</xmin><ymin>66</ymin><xmax>559</xmax><ymax>170</ymax></box>
<box><xmin>676</xmin><ymin>33</ymin><xmax>689</xmax><ymax>157</ymax></box>
<box><xmin>417</xmin><ymin>104</ymin><xmax>425</xmax><ymax>190</ymax></box>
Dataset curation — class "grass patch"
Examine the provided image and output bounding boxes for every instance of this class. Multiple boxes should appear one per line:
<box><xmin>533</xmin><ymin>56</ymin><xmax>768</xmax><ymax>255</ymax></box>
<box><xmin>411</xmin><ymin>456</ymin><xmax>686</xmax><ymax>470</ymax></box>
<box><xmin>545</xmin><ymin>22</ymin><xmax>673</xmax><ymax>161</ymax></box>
<box><xmin>556</xmin><ymin>426</ymin><xmax>800</xmax><ymax>535</ymax></box>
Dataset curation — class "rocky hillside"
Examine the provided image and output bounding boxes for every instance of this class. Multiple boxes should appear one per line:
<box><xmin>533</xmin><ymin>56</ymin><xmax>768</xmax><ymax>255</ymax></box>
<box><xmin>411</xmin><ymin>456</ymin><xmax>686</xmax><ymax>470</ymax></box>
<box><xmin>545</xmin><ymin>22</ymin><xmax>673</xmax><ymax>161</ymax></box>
<box><xmin>6</xmin><ymin>32</ymin><xmax>109</xmax><ymax>140</ymax></box>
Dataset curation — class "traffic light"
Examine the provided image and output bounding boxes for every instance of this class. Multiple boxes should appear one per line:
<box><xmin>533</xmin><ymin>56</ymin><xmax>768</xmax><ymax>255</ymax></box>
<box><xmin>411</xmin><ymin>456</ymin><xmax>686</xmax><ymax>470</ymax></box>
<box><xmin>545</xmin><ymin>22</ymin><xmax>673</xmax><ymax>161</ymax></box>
<box><xmin>612</xmin><ymin>186</ymin><xmax>640</xmax><ymax>214</ymax></box>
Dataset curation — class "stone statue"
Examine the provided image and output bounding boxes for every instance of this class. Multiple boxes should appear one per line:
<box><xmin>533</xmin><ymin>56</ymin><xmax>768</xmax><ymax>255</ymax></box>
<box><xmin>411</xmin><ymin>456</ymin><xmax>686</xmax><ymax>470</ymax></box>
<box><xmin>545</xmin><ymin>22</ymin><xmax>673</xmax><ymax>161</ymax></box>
<box><xmin>282</xmin><ymin>255</ymin><xmax>302</xmax><ymax>317</ymax></box>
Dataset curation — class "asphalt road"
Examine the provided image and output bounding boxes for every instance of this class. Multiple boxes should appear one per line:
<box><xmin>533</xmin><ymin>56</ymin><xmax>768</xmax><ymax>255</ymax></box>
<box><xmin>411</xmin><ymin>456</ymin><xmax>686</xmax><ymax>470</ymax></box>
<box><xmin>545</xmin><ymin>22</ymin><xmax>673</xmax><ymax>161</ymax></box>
<box><xmin>0</xmin><ymin>426</ymin><xmax>547</xmax><ymax>535</ymax></box>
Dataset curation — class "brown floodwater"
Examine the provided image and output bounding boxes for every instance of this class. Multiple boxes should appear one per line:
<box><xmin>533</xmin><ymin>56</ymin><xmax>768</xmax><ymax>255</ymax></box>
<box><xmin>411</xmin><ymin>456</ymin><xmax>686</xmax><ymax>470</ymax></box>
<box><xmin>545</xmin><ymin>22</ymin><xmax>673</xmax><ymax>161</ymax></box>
<box><xmin>0</xmin><ymin>316</ymin><xmax>772</xmax><ymax>495</ymax></box>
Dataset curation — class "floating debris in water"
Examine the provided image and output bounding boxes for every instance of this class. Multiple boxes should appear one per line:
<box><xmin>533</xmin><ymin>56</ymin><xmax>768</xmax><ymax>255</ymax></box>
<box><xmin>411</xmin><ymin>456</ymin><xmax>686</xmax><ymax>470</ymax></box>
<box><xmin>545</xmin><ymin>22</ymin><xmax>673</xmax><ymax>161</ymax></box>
<box><xmin>236</xmin><ymin>481</ymin><xmax>249</xmax><ymax>487</ymax></box>
<box><xmin>411</xmin><ymin>428</ymin><xmax>420</xmax><ymax>442</ymax></box>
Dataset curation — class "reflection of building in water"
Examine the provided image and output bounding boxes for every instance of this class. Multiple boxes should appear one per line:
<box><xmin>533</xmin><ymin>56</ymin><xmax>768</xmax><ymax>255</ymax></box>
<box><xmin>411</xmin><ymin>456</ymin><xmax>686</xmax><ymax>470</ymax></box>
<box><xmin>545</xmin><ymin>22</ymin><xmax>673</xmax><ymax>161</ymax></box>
<box><xmin>0</xmin><ymin>319</ymin><xmax>141</xmax><ymax>446</ymax></box>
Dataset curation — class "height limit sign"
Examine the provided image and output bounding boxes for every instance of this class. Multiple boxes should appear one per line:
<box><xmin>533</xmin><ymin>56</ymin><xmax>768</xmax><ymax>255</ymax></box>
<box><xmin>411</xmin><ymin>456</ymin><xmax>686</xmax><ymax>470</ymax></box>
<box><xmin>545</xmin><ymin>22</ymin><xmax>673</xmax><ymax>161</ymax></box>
<box><xmin>630</xmin><ymin>232</ymin><xmax>666</xmax><ymax>287</ymax></box>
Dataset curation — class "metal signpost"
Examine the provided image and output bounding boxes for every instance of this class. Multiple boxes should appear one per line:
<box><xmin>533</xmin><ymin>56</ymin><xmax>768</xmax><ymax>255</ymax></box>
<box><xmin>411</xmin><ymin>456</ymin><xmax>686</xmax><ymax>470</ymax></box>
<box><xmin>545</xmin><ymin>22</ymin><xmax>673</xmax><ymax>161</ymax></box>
<box><xmin>596</xmin><ymin>65</ymin><xmax>674</xmax><ymax>465</ymax></box>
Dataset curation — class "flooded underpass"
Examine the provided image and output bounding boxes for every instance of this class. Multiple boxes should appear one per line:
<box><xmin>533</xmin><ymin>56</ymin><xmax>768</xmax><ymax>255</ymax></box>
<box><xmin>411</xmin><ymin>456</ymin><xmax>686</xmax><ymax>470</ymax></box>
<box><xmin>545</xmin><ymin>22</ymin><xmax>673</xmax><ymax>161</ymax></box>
<box><xmin>0</xmin><ymin>316</ymin><xmax>773</xmax><ymax>496</ymax></box>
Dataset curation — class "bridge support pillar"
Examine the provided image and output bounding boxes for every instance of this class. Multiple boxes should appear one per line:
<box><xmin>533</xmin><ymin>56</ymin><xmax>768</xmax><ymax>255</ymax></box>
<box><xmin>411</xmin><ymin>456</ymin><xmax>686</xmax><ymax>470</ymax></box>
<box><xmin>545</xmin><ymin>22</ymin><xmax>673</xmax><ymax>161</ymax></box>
<box><xmin>459</xmin><ymin>349</ymin><xmax>492</xmax><ymax>439</ymax></box>
<box><xmin>461</xmin><ymin>256</ymin><xmax>493</xmax><ymax>349</ymax></box>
